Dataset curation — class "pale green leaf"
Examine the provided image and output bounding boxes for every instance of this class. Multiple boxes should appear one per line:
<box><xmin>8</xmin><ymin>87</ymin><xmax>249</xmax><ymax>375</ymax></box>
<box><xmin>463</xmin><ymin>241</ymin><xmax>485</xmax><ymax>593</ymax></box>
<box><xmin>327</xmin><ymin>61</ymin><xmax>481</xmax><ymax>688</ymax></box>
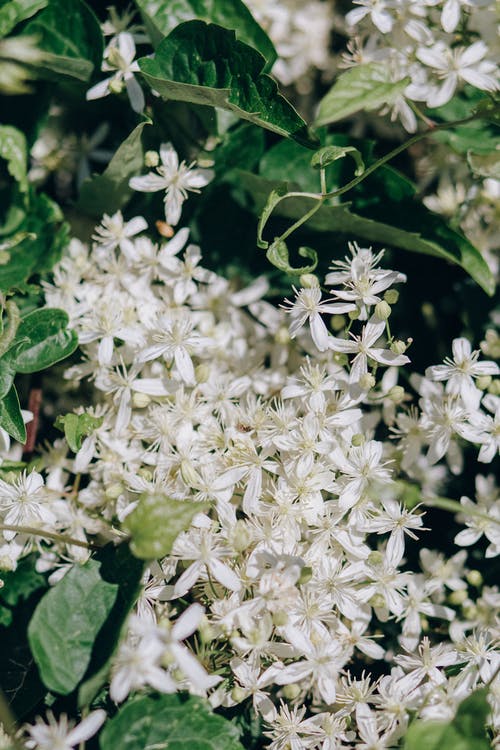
<box><xmin>28</xmin><ymin>559</ymin><xmax>118</xmax><ymax>695</ymax></box>
<box><xmin>99</xmin><ymin>693</ymin><xmax>244</xmax><ymax>750</ymax></box>
<box><xmin>77</xmin><ymin>120</ymin><xmax>151</xmax><ymax>217</ymax></box>
<box><xmin>267</xmin><ymin>239</ymin><xmax>318</xmax><ymax>275</ymax></box>
<box><xmin>138</xmin><ymin>21</ymin><xmax>317</xmax><ymax>148</ymax></box>
<box><xmin>311</xmin><ymin>145</ymin><xmax>364</xmax><ymax>176</ymax></box>
<box><xmin>54</xmin><ymin>412</ymin><xmax>104</xmax><ymax>452</ymax></box>
<box><xmin>316</xmin><ymin>63</ymin><xmax>409</xmax><ymax>126</ymax></box>
<box><xmin>0</xmin><ymin>125</ymin><xmax>28</xmax><ymax>193</ymax></box>
<box><xmin>0</xmin><ymin>0</ymin><xmax>47</xmax><ymax>39</ymax></box>
<box><xmin>123</xmin><ymin>493</ymin><xmax>206</xmax><ymax>560</ymax></box>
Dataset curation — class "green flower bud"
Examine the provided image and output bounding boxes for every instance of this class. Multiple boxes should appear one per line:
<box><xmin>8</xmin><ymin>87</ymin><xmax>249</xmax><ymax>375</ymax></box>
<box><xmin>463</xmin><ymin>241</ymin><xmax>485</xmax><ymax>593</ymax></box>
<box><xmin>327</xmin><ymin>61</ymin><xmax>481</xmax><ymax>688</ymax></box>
<box><xmin>231</xmin><ymin>686</ymin><xmax>247</xmax><ymax>703</ymax></box>
<box><xmin>144</xmin><ymin>150</ymin><xmax>160</xmax><ymax>168</ymax></box>
<box><xmin>351</xmin><ymin>433</ymin><xmax>365</xmax><ymax>447</ymax></box>
<box><xmin>105</xmin><ymin>482</ymin><xmax>123</xmax><ymax>500</ymax></box>
<box><xmin>299</xmin><ymin>274</ymin><xmax>319</xmax><ymax>288</ymax></box>
<box><xmin>348</xmin><ymin>308</ymin><xmax>360</xmax><ymax>320</ymax></box>
<box><xmin>448</xmin><ymin>589</ymin><xmax>468</xmax><ymax>605</ymax></box>
<box><xmin>332</xmin><ymin>352</ymin><xmax>348</xmax><ymax>366</ymax></box>
<box><xmin>488</xmin><ymin>379</ymin><xmax>500</xmax><ymax>396</ymax></box>
<box><xmin>282</xmin><ymin>684</ymin><xmax>301</xmax><ymax>700</ymax></box>
<box><xmin>275</xmin><ymin>326</ymin><xmax>291</xmax><ymax>345</ymax></box>
<box><xmin>388</xmin><ymin>385</ymin><xmax>405</xmax><ymax>403</ymax></box>
<box><xmin>466</xmin><ymin>570</ymin><xmax>483</xmax><ymax>587</ymax></box>
<box><xmin>384</xmin><ymin>289</ymin><xmax>399</xmax><ymax>304</ymax></box>
<box><xmin>272</xmin><ymin>610</ymin><xmax>289</xmax><ymax>627</ymax></box>
<box><xmin>298</xmin><ymin>566</ymin><xmax>313</xmax><ymax>585</ymax></box>
<box><xmin>195</xmin><ymin>363</ymin><xmax>210</xmax><ymax>383</ymax></box>
<box><xmin>132</xmin><ymin>392</ymin><xmax>151</xmax><ymax>408</ymax></box>
<box><xmin>374</xmin><ymin>301</ymin><xmax>391</xmax><ymax>320</ymax></box>
<box><xmin>391</xmin><ymin>340</ymin><xmax>407</xmax><ymax>355</ymax></box>
<box><xmin>108</xmin><ymin>77</ymin><xmax>124</xmax><ymax>94</ymax></box>
<box><xmin>330</xmin><ymin>314</ymin><xmax>345</xmax><ymax>332</ymax></box>
<box><xmin>359</xmin><ymin>373</ymin><xmax>376</xmax><ymax>390</ymax></box>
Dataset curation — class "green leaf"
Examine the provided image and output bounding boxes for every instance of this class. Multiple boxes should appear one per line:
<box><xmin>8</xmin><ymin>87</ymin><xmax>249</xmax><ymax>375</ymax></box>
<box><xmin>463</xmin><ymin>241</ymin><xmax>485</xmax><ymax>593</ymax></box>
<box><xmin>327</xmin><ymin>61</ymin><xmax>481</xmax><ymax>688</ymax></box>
<box><xmin>0</xmin><ymin>192</ymin><xmax>70</xmax><ymax>291</ymax></box>
<box><xmin>257</xmin><ymin>185</ymin><xmax>288</xmax><ymax>248</ymax></box>
<box><xmin>136</xmin><ymin>0</ymin><xmax>276</xmax><ymax>69</ymax></box>
<box><xmin>467</xmin><ymin>150</ymin><xmax>500</xmax><ymax>179</ymax></box>
<box><xmin>404</xmin><ymin>689</ymin><xmax>491</xmax><ymax>750</ymax></box>
<box><xmin>429</xmin><ymin>91</ymin><xmax>499</xmax><ymax>155</ymax></box>
<box><xmin>77</xmin><ymin>120</ymin><xmax>151</xmax><ymax>217</ymax></box>
<box><xmin>138</xmin><ymin>21</ymin><xmax>317</xmax><ymax>148</ymax></box>
<box><xmin>28</xmin><ymin>559</ymin><xmax>118</xmax><ymax>695</ymax></box>
<box><xmin>54</xmin><ymin>412</ymin><xmax>104</xmax><ymax>453</ymax></box>
<box><xmin>316</xmin><ymin>63</ymin><xmax>410</xmax><ymax>126</ymax></box>
<box><xmin>0</xmin><ymin>385</ymin><xmax>26</xmax><ymax>443</ymax></box>
<box><xmin>7</xmin><ymin>308</ymin><xmax>77</xmax><ymax>373</ymax></box>
<box><xmin>0</xmin><ymin>0</ymin><xmax>47</xmax><ymax>38</ymax></box>
<box><xmin>239</xmin><ymin>170</ymin><xmax>495</xmax><ymax>296</ymax></box>
<box><xmin>100</xmin><ymin>693</ymin><xmax>244</xmax><ymax>750</ymax></box>
<box><xmin>311</xmin><ymin>145</ymin><xmax>364</xmax><ymax>176</ymax></box>
<box><xmin>267</xmin><ymin>239</ymin><xmax>318</xmax><ymax>275</ymax></box>
<box><xmin>0</xmin><ymin>555</ymin><xmax>46</xmax><ymax>607</ymax></box>
<box><xmin>123</xmin><ymin>493</ymin><xmax>205</xmax><ymax>560</ymax></box>
<box><xmin>0</xmin><ymin>125</ymin><xmax>28</xmax><ymax>193</ymax></box>
<box><xmin>0</xmin><ymin>357</ymin><xmax>16</xmax><ymax>400</ymax></box>
<box><xmin>21</xmin><ymin>0</ymin><xmax>103</xmax><ymax>82</ymax></box>
<box><xmin>78</xmin><ymin>543</ymin><xmax>144</xmax><ymax>708</ymax></box>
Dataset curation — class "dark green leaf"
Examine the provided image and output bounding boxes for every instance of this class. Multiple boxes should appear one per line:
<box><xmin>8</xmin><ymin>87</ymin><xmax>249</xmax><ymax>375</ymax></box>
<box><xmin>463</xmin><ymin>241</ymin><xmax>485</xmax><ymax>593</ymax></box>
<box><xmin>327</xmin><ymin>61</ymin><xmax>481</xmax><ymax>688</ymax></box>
<box><xmin>316</xmin><ymin>64</ymin><xmax>409</xmax><ymax>126</ymax></box>
<box><xmin>28</xmin><ymin>559</ymin><xmax>118</xmax><ymax>694</ymax></box>
<box><xmin>100</xmin><ymin>693</ymin><xmax>244</xmax><ymax>750</ymax></box>
<box><xmin>7</xmin><ymin>308</ymin><xmax>77</xmax><ymax>373</ymax></box>
<box><xmin>0</xmin><ymin>125</ymin><xmax>28</xmax><ymax>193</ymax></box>
<box><xmin>429</xmin><ymin>91</ymin><xmax>499</xmax><ymax>155</ymax></box>
<box><xmin>0</xmin><ymin>358</ymin><xmax>15</xmax><ymax>400</ymax></box>
<box><xmin>55</xmin><ymin>412</ymin><xmax>104</xmax><ymax>453</ymax></box>
<box><xmin>267</xmin><ymin>239</ymin><xmax>318</xmax><ymax>275</ymax></box>
<box><xmin>77</xmin><ymin>120</ymin><xmax>151</xmax><ymax>217</ymax></box>
<box><xmin>0</xmin><ymin>555</ymin><xmax>46</xmax><ymax>607</ymax></box>
<box><xmin>0</xmin><ymin>385</ymin><xmax>26</xmax><ymax>443</ymax></box>
<box><xmin>78</xmin><ymin>543</ymin><xmax>144</xmax><ymax>708</ymax></box>
<box><xmin>212</xmin><ymin>122</ymin><xmax>265</xmax><ymax>175</ymax></box>
<box><xmin>0</xmin><ymin>605</ymin><xmax>12</xmax><ymax>626</ymax></box>
<box><xmin>21</xmin><ymin>0</ymin><xmax>103</xmax><ymax>82</ymax></box>
<box><xmin>239</xmin><ymin>171</ymin><xmax>495</xmax><ymax>295</ymax></box>
<box><xmin>136</xmin><ymin>0</ymin><xmax>276</xmax><ymax>69</ymax></box>
<box><xmin>123</xmin><ymin>493</ymin><xmax>205</xmax><ymax>560</ymax></box>
<box><xmin>138</xmin><ymin>21</ymin><xmax>317</xmax><ymax>148</ymax></box>
<box><xmin>0</xmin><ymin>0</ymin><xmax>47</xmax><ymax>38</ymax></box>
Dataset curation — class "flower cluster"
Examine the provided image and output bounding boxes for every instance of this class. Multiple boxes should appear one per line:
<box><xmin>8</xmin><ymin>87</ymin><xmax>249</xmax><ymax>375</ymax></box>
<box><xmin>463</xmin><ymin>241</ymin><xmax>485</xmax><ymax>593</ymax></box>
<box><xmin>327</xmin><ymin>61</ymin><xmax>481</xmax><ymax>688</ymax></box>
<box><xmin>341</xmin><ymin>0</ymin><xmax>499</xmax><ymax>131</ymax></box>
<box><xmin>2</xmin><ymin>192</ymin><xmax>488</xmax><ymax>747</ymax></box>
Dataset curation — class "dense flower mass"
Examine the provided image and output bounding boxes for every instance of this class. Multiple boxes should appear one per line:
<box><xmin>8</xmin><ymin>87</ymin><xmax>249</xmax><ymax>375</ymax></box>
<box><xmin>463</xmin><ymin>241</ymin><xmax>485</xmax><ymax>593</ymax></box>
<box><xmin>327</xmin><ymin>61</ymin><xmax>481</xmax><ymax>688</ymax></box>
<box><xmin>0</xmin><ymin>1</ymin><xmax>498</xmax><ymax>748</ymax></box>
<box><xmin>4</xmin><ymin>204</ymin><xmax>489</xmax><ymax>746</ymax></box>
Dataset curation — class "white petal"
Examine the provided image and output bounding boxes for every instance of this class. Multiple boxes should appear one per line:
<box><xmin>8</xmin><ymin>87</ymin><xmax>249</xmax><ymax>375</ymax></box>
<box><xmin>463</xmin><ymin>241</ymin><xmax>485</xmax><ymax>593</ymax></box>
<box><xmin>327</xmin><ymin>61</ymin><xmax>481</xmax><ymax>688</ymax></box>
<box><xmin>86</xmin><ymin>78</ymin><xmax>112</xmax><ymax>100</ymax></box>
<box><xmin>441</xmin><ymin>0</ymin><xmax>460</xmax><ymax>32</ymax></box>
<box><xmin>174</xmin><ymin>347</ymin><xmax>195</xmax><ymax>385</ymax></box>
<box><xmin>68</xmin><ymin>711</ymin><xmax>106</xmax><ymax>745</ymax></box>
<box><xmin>452</xmin><ymin>337</ymin><xmax>471</xmax><ymax>362</ymax></box>
<box><xmin>126</xmin><ymin>76</ymin><xmax>145</xmax><ymax>113</ymax></box>
<box><xmin>129</xmin><ymin>174</ymin><xmax>167</xmax><ymax>192</ymax></box>
<box><xmin>172</xmin><ymin>602</ymin><xmax>204</xmax><ymax>640</ymax></box>
<box><xmin>209</xmin><ymin>558</ymin><xmax>241</xmax><ymax>591</ymax></box>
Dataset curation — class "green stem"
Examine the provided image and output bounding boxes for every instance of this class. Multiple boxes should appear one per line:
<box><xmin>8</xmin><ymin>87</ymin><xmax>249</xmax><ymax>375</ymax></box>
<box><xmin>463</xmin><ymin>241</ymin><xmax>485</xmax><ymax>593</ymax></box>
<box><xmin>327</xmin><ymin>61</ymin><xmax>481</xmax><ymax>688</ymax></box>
<box><xmin>278</xmin><ymin>198</ymin><xmax>324</xmax><ymax>244</ymax></box>
<box><xmin>0</xmin><ymin>523</ymin><xmax>100</xmax><ymax>549</ymax></box>
<box><xmin>422</xmin><ymin>496</ymin><xmax>499</xmax><ymax>525</ymax></box>
<box><xmin>0</xmin><ymin>687</ymin><xmax>21</xmax><ymax>749</ymax></box>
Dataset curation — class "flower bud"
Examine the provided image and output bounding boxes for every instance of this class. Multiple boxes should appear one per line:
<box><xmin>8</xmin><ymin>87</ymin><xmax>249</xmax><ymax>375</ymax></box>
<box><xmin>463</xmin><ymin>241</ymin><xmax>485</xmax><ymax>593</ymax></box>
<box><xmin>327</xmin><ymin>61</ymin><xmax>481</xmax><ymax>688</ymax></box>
<box><xmin>391</xmin><ymin>340</ymin><xmax>407</xmax><ymax>355</ymax></box>
<box><xmin>351</xmin><ymin>433</ymin><xmax>365</xmax><ymax>447</ymax></box>
<box><xmin>369</xmin><ymin>593</ymin><xmax>386</xmax><ymax>610</ymax></box>
<box><xmin>330</xmin><ymin>314</ymin><xmax>345</xmax><ymax>332</ymax></box>
<box><xmin>272</xmin><ymin>610</ymin><xmax>289</xmax><ymax>627</ymax></box>
<box><xmin>231</xmin><ymin>686</ymin><xmax>247</xmax><ymax>703</ymax></box>
<box><xmin>195</xmin><ymin>363</ymin><xmax>210</xmax><ymax>383</ymax></box>
<box><xmin>107</xmin><ymin>47</ymin><xmax>123</xmax><ymax>67</ymax></box>
<box><xmin>359</xmin><ymin>373</ymin><xmax>376</xmax><ymax>390</ymax></box>
<box><xmin>172</xmin><ymin>668</ymin><xmax>185</xmax><ymax>682</ymax></box>
<box><xmin>368</xmin><ymin>550</ymin><xmax>383</xmax><ymax>566</ymax></box>
<box><xmin>348</xmin><ymin>308</ymin><xmax>360</xmax><ymax>320</ymax></box>
<box><xmin>299</xmin><ymin>273</ymin><xmax>319</xmax><ymax>288</ymax></box>
<box><xmin>488</xmin><ymin>379</ymin><xmax>500</xmax><ymax>396</ymax></box>
<box><xmin>332</xmin><ymin>352</ymin><xmax>348</xmax><ymax>366</ymax></box>
<box><xmin>462</xmin><ymin>603</ymin><xmax>477</xmax><ymax>620</ymax></box>
<box><xmin>475</xmin><ymin>375</ymin><xmax>491</xmax><ymax>390</ymax></box>
<box><xmin>145</xmin><ymin>150</ymin><xmax>160</xmax><ymax>168</ymax></box>
<box><xmin>448</xmin><ymin>589</ymin><xmax>467</xmax><ymax>605</ymax></box>
<box><xmin>231</xmin><ymin>520</ymin><xmax>252</xmax><ymax>553</ymax></box>
<box><xmin>298</xmin><ymin>566</ymin><xmax>313</xmax><ymax>585</ymax></box>
<box><xmin>180</xmin><ymin>459</ymin><xmax>199</xmax><ymax>487</ymax></box>
<box><xmin>388</xmin><ymin>385</ymin><xmax>405</xmax><ymax>404</ymax></box>
<box><xmin>138</xmin><ymin>468</ymin><xmax>153</xmax><ymax>481</ymax></box>
<box><xmin>466</xmin><ymin>570</ymin><xmax>483</xmax><ymax>587</ymax></box>
<box><xmin>375</xmin><ymin>301</ymin><xmax>391</xmax><ymax>320</ymax></box>
<box><xmin>161</xmin><ymin>650</ymin><xmax>176</xmax><ymax>667</ymax></box>
<box><xmin>108</xmin><ymin>77</ymin><xmax>124</xmax><ymax>94</ymax></box>
<box><xmin>282</xmin><ymin>684</ymin><xmax>301</xmax><ymax>700</ymax></box>
<box><xmin>384</xmin><ymin>289</ymin><xmax>399</xmax><ymax>304</ymax></box>
<box><xmin>132</xmin><ymin>392</ymin><xmax>151</xmax><ymax>408</ymax></box>
<box><xmin>198</xmin><ymin>615</ymin><xmax>215</xmax><ymax>643</ymax></box>
<box><xmin>105</xmin><ymin>482</ymin><xmax>123</xmax><ymax>500</ymax></box>
<box><xmin>275</xmin><ymin>326</ymin><xmax>291</xmax><ymax>345</ymax></box>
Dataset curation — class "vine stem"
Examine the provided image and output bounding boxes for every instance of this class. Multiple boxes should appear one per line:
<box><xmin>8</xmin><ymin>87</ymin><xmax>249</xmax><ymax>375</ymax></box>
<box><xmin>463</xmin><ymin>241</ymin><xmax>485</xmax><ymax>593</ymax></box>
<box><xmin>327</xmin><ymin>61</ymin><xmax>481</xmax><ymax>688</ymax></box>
<box><xmin>422</xmin><ymin>496</ymin><xmax>500</xmax><ymax>525</ymax></box>
<box><xmin>265</xmin><ymin>114</ymin><xmax>479</xmax><ymax>248</ymax></box>
<box><xmin>0</xmin><ymin>523</ymin><xmax>101</xmax><ymax>550</ymax></box>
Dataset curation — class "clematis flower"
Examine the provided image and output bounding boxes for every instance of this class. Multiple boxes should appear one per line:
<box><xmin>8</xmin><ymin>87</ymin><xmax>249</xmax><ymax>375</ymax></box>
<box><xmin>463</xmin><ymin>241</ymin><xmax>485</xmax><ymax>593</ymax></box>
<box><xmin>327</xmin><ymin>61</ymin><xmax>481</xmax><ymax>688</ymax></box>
<box><xmin>86</xmin><ymin>32</ymin><xmax>144</xmax><ymax>112</ymax></box>
<box><xmin>129</xmin><ymin>142</ymin><xmax>214</xmax><ymax>225</ymax></box>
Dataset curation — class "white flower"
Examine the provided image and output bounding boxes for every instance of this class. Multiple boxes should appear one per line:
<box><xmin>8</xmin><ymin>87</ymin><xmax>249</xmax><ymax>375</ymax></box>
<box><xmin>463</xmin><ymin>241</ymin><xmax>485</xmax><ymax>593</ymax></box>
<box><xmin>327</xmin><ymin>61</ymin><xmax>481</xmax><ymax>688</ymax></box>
<box><xmin>92</xmin><ymin>211</ymin><xmax>148</xmax><ymax>258</ymax></box>
<box><xmin>346</xmin><ymin>0</ymin><xmax>395</xmax><ymax>33</ymax></box>
<box><xmin>282</xmin><ymin>285</ymin><xmax>355</xmax><ymax>351</ymax></box>
<box><xmin>0</xmin><ymin>472</ymin><xmax>56</xmax><ymax>539</ymax></box>
<box><xmin>24</xmin><ymin>710</ymin><xmax>106</xmax><ymax>750</ymax></box>
<box><xmin>417</xmin><ymin>41</ymin><xmax>498</xmax><ymax>108</ymax></box>
<box><xmin>129</xmin><ymin>142</ymin><xmax>214</xmax><ymax>225</ymax></box>
<box><xmin>426</xmin><ymin>337</ymin><xmax>498</xmax><ymax>410</ymax></box>
<box><xmin>86</xmin><ymin>32</ymin><xmax>145</xmax><ymax>112</ymax></box>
